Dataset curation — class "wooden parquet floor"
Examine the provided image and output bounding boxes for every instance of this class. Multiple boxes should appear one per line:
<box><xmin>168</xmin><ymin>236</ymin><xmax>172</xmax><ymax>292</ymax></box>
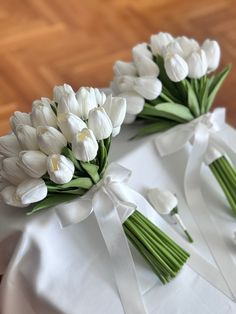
<box><xmin>0</xmin><ymin>0</ymin><xmax>236</xmax><ymax>135</ymax></box>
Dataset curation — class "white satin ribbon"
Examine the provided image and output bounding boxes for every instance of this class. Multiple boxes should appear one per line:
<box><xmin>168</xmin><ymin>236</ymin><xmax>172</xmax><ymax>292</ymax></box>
<box><xmin>155</xmin><ymin>108</ymin><xmax>236</xmax><ymax>301</ymax></box>
<box><xmin>54</xmin><ymin>163</ymin><xmax>147</xmax><ymax>314</ymax></box>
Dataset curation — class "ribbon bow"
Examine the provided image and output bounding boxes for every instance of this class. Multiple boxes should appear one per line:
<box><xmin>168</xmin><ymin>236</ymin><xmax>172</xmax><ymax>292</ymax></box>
<box><xmin>55</xmin><ymin>163</ymin><xmax>147</xmax><ymax>314</ymax></box>
<box><xmin>155</xmin><ymin>107</ymin><xmax>236</xmax><ymax>300</ymax></box>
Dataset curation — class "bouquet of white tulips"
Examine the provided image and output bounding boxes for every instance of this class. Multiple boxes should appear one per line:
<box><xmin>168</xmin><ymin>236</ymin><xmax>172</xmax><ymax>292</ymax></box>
<box><xmin>111</xmin><ymin>32</ymin><xmax>236</xmax><ymax>216</ymax></box>
<box><xmin>0</xmin><ymin>84</ymin><xmax>189</xmax><ymax>284</ymax></box>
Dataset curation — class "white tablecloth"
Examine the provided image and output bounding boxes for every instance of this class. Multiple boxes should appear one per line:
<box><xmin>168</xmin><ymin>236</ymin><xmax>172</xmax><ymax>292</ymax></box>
<box><xmin>0</xmin><ymin>124</ymin><xmax>236</xmax><ymax>314</ymax></box>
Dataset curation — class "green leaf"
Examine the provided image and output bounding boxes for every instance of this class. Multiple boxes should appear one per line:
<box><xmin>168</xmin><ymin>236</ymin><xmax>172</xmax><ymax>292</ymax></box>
<box><xmin>131</xmin><ymin>120</ymin><xmax>177</xmax><ymax>138</ymax></box>
<box><xmin>61</xmin><ymin>147</ymin><xmax>84</xmax><ymax>174</ymax></box>
<box><xmin>47</xmin><ymin>177</ymin><xmax>93</xmax><ymax>190</ymax></box>
<box><xmin>206</xmin><ymin>65</ymin><xmax>231</xmax><ymax>112</ymax></box>
<box><xmin>97</xmin><ymin>140</ymin><xmax>108</xmax><ymax>176</ymax></box>
<box><xmin>27</xmin><ymin>194</ymin><xmax>79</xmax><ymax>215</ymax></box>
<box><xmin>141</xmin><ymin>103</ymin><xmax>194</xmax><ymax>123</ymax></box>
<box><xmin>185</xmin><ymin>80</ymin><xmax>200</xmax><ymax>117</ymax></box>
<box><xmin>80</xmin><ymin>162</ymin><xmax>100</xmax><ymax>184</ymax></box>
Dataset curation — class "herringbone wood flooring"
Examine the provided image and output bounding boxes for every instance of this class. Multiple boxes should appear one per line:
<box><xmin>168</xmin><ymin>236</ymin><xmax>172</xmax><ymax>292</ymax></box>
<box><xmin>0</xmin><ymin>0</ymin><xmax>236</xmax><ymax>135</ymax></box>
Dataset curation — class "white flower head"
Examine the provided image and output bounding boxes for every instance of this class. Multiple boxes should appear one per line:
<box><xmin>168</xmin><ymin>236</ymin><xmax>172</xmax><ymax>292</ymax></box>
<box><xmin>1</xmin><ymin>157</ymin><xmax>29</xmax><ymax>185</ymax></box>
<box><xmin>88</xmin><ymin>107</ymin><xmax>113</xmax><ymax>140</ymax></box>
<box><xmin>18</xmin><ymin>151</ymin><xmax>47</xmax><ymax>178</ymax></box>
<box><xmin>47</xmin><ymin>154</ymin><xmax>75</xmax><ymax>184</ymax></box>
<box><xmin>176</xmin><ymin>36</ymin><xmax>199</xmax><ymax>58</ymax></box>
<box><xmin>150</xmin><ymin>32</ymin><xmax>174</xmax><ymax>56</ymax></box>
<box><xmin>31</xmin><ymin>97</ymin><xmax>57</xmax><ymax>128</ymax></box>
<box><xmin>0</xmin><ymin>186</ymin><xmax>28</xmax><ymax>208</ymax></box>
<box><xmin>147</xmin><ymin>188</ymin><xmax>178</xmax><ymax>215</ymax></box>
<box><xmin>16</xmin><ymin>178</ymin><xmax>48</xmax><ymax>205</ymax></box>
<box><xmin>10</xmin><ymin>111</ymin><xmax>32</xmax><ymax>133</ymax></box>
<box><xmin>16</xmin><ymin>125</ymin><xmax>39</xmax><ymax>150</ymax></box>
<box><xmin>37</xmin><ymin>126</ymin><xmax>67</xmax><ymax>155</ymax></box>
<box><xmin>133</xmin><ymin>77</ymin><xmax>162</xmax><ymax>100</ymax></box>
<box><xmin>57</xmin><ymin>112</ymin><xmax>87</xmax><ymax>143</ymax></box>
<box><xmin>202</xmin><ymin>39</ymin><xmax>221</xmax><ymax>72</ymax></box>
<box><xmin>76</xmin><ymin>87</ymin><xmax>97</xmax><ymax>119</ymax></box>
<box><xmin>164</xmin><ymin>53</ymin><xmax>189</xmax><ymax>82</ymax></box>
<box><xmin>103</xmin><ymin>95</ymin><xmax>127</xmax><ymax>129</ymax></box>
<box><xmin>113</xmin><ymin>61</ymin><xmax>137</xmax><ymax>76</ymax></box>
<box><xmin>54</xmin><ymin>84</ymin><xmax>79</xmax><ymax>116</ymax></box>
<box><xmin>72</xmin><ymin>128</ymin><xmax>98</xmax><ymax>162</ymax></box>
<box><xmin>0</xmin><ymin>134</ymin><xmax>21</xmax><ymax>157</ymax></box>
<box><xmin>187</xmin><ymin>49</ymin><xmax>208</xmax><ymax>79</ymax></box>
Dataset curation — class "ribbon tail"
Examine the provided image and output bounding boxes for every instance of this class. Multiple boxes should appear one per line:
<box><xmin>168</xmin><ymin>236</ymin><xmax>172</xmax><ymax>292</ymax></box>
<box><xmin>93</xmin><ymin>188</ymin><xmax>147</xmax><ymax>314</ymax></box>
<box><xmin>184</xmin><ymin>124</ymin><xmax>236</xmax><ymax>301</ymax></box>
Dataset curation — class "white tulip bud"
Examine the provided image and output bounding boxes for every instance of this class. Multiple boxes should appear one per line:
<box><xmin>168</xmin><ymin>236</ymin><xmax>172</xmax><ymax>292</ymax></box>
<box><xmin>0</xmin><ymin>134</ymin><xmax>21</xmax><ymax>157</ymax></box>
<box><xmin>113</xmin><ymin>61</ymin><xmax>137</xmax><ymax>76</ymax></box>
<box><xmin>1</xmin><ymin>157</ymin><xmax>29</xmax><ymax>185</ymax></box>
<box><xmin>150</xmin><ymin>32</ymin><xmax>174</xmax><ymax>56</ymax></box>
<box><xmin>54</xmin><ymin>84</ymin><xmax>79</xmax><ymax>116</ymax></box>
<box><xmin>133</xmin><ymin>77</ymin><xmax>162</xmax><ymax>100</ymax></box>
<box><xmin>164</xmin><ymin>53</ymin><xmax>189</xmax><ymax>82</ymax></box>
<box><xmin>103</xmin><ymin>95</ymin><xmax>127</xmax><ymax>128</ymax></box>
<box><xmin>76</xmin><ymin>87</ymin><xmax>97</xmax><ymax>119</ymax></box>
<box><xmin>176</xmin><ymin>36</ymin><xmax>199</xmax><ymax>58</ymax></box>
<box><xmin>115</xmin><ymin>76</ymin><xmax>136</xmax><ymax>93</ymax></box>
<box><xmin>94</xmin><ymin>88</ymin><xmax>106</xmax><ymax>106</ymax></box>
<box><xmin>132</xmin><ymin>43</ymin><xmax>153</xmax><ymax>63</ymax></box>
<box><xmin>202</xmin><ymin>39</ymin><xmax>220</xmax><ymax>72</ymax></box>
<box><xmin>47</xmin><ymin>154</ymin><xmax>75</xmax><ymax>184</ymax></box>
<box><xmin>10</xmin><ymin>111</ymin><xmax>32</xmax><ymax>133</ymax></box>
<box><xmin>18</xmin><ymin>151</ymin><xmax>47</xmax><ymax>178</ymax></box>
<box><xmin>134</xmin><ymin>54</ymin><xmax>159</xmax><ymax>77</ymax></box>
<box><xmin>187</xmin><ymin>49</ymin><xmax>208</xmax><ymax>79</ymax></box>
<box><xmin>57</xmin><ymin>112</ymin><xmax>87</xmax><ymax>142</ymax></box>
<box><xmin>88</xmin><ymin>107</ymin><xmax>113</xmax><ymax>140</ymax></box>
<box><xmin>0</xmin><ymin>186</ymin><xmax>27</xmax><ymax>207</ymax></box>
<box><xmin>147</xmin><ymin>188</ymin><xmax>178</xmax><ymax>215</ymax></box>
<box><xmin>112</xmin><ymin>126</ymin><xmax>121</xmax><ymax>137</ymax></box>
<box><xmin>72</xmin><ymin>128</ymin><xmax>98</xmax><ymax>162</ymax></box>
<box><xmin>31</xmin><ymin>98</ymin><xmax>57</xmax><ymax>128</ymax></box>
<box><xmin>16</xmin><ymin>125</ymin><xmax>39</xmax><ymax>150</ymax></box>
<box><xmin>37</xmin><ymin>126</ymin><xmax>67</xmax><ymax>155</ymax></box>
<box><xmin>163</xmin><ymin>41</ymin><xmax>184</xmax><ymax>57</ymax></box>
<box><xmin>16</xmin><ymin>178</ymin><xmax>48</xmax><ymax>205</ymax></box>
<box><xmin>118</xmin><ymin>91</ymin><xmax>145</xmax><ymax>115</ymax></box>
<box><xmin>123</xmin><ymin>113</ymin><xmax>136</xmax><ymax>124</ymax></box>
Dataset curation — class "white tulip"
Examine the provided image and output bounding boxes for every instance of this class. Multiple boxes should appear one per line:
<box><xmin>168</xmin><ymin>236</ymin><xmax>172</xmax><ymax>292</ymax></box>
<box><xmin>132</xmin><ymin>43</ymin><xmax>153</xmax><ymax>63</ymax></box>
<box><xmin>31</xmin><ymin>98</ymin><xmax>57</xmax><ymax>128</ymax></box>
<box><xmin>37</xmin><ymin>126</ymin><xmax>67</xmax><ymax>155</ymax></box>
<box><xmin>103</xmin><ymin>95</ymin><xmax>127</xmax><ymax>128</ymax></box>
<box><xmin>134</xmin><ymin>54</ymin><xmax>159</xmax><ymax>77</ymax></box>
<box><xmin>118</xmin><ymin>91</ymin><xmax>145</xmax><ymax>115</ymax></box>
<box><xmin>58</xmin><ymin>112</ymin><xmax>87</xmax><ymax>142</ymax></box>
<box><xmin>18</xmin><ymin>151</ymin><xmax>47</xmax><ymax>178</ymax></box>
<box><xmin>113</xmin><ymin>61</ymin><xmax>137</xmax><ymax>76</ymax></box>
<box><xmin>187</xmin><ymin>49</ymin><xmax>208</xmax><ymax>79</ymax></box>
<box><xmin>47</xmin><ymin>154</ymin><xmax>75</xmax><ymax>184</ymax></box>
<box><xmin>76</xmin><ymin>87</ymin><xmax>97</xmax><ymax>119</ymax></box>
<box><xmin>1</xmin><ymin>157</ymin><xmax>29</xmax><ymax>185</ymax></box>
<box><xmin>202</xmin><ymin>39</ymin><xmax>220</xmax><ymax>72</ymax></box>
<box><xmin>0</xmin><ymin>186</ymin><xmax>27</xmax><ymax>207</ymax></box>
<box><xmin>176</xmin><ymin>36</ymin><xmax>199</xmax><ymax>58</ymax></box>
<box><xmin>147</xmin><ymin>188</ymin><xmax>178</xmax><ymax>215</ymax></box>
<box><xmin>124</xmin><ymin>113</ymin><xmax>136</xmax><ymax>124</ymax></box>
<box><xmin>16</xmin><ymin>125</ymin><xmax>39</xmax><ymax>150</ymax></box>
<box><xmin>10</xmin><ymin>111</ymin><xmax>32</xmax><ymax>133</ymax></box>
<box><xmin>114</xmin><ymin>76</ymin><xmax>135</xmax><ymax>93</ymax></box>
<box><xmin>163</xmin><ymin>41</ymin><xmax>184</xmax><ymax>57</ymax></box>
<box><xmin>150</xmin><ymin>32</ymin><xmax>174</xmax><ymax>56</ymax></box>
<box><xmin>133</xmin><ymin>77</ymin><xmax>162</xmax><ymax>100</ymax></box>
<box><xmin>164</xmin><ymin>53</ymin><xmax>189</xmax><ymax>82</ymax></box>
<box><xmin>72</xmin><ymin>128</ymin><xmax>98</xmax><ymax>162</ymax></box>
<box><xmin>54</xmin><ymin>84</ymin><xmax>79</xmax><ymax>116</ymax></box>
<box><xmin>0</xmin><ymin>134</ymin><xmax>21</xmax><ymax>157</ymax></box>
<box><xmin>94</xmin><ymin>88</ymin><xmax>106</xmax><ymax>106</ymax></box>
<box><xmin>88</xmin><ymin>107</ymin><xmax>113</xmax><ymax>140</ymax></box>
<box><xmin>16</xmin><ymin>178</ymin><xmax>48</xmax><ymax>205</ymax></box>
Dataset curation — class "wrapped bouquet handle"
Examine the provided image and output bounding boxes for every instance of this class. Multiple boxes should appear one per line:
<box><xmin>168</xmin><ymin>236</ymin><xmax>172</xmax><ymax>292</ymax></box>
<box><xmin>55</xmin><ymin>163</ymin><xmax>147</xmax><ymax>314</ymax></box>
<box><xmin>155</xmin><ymin>108</ymin><xmax>236</xmax><ymax>300</ymax></box>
